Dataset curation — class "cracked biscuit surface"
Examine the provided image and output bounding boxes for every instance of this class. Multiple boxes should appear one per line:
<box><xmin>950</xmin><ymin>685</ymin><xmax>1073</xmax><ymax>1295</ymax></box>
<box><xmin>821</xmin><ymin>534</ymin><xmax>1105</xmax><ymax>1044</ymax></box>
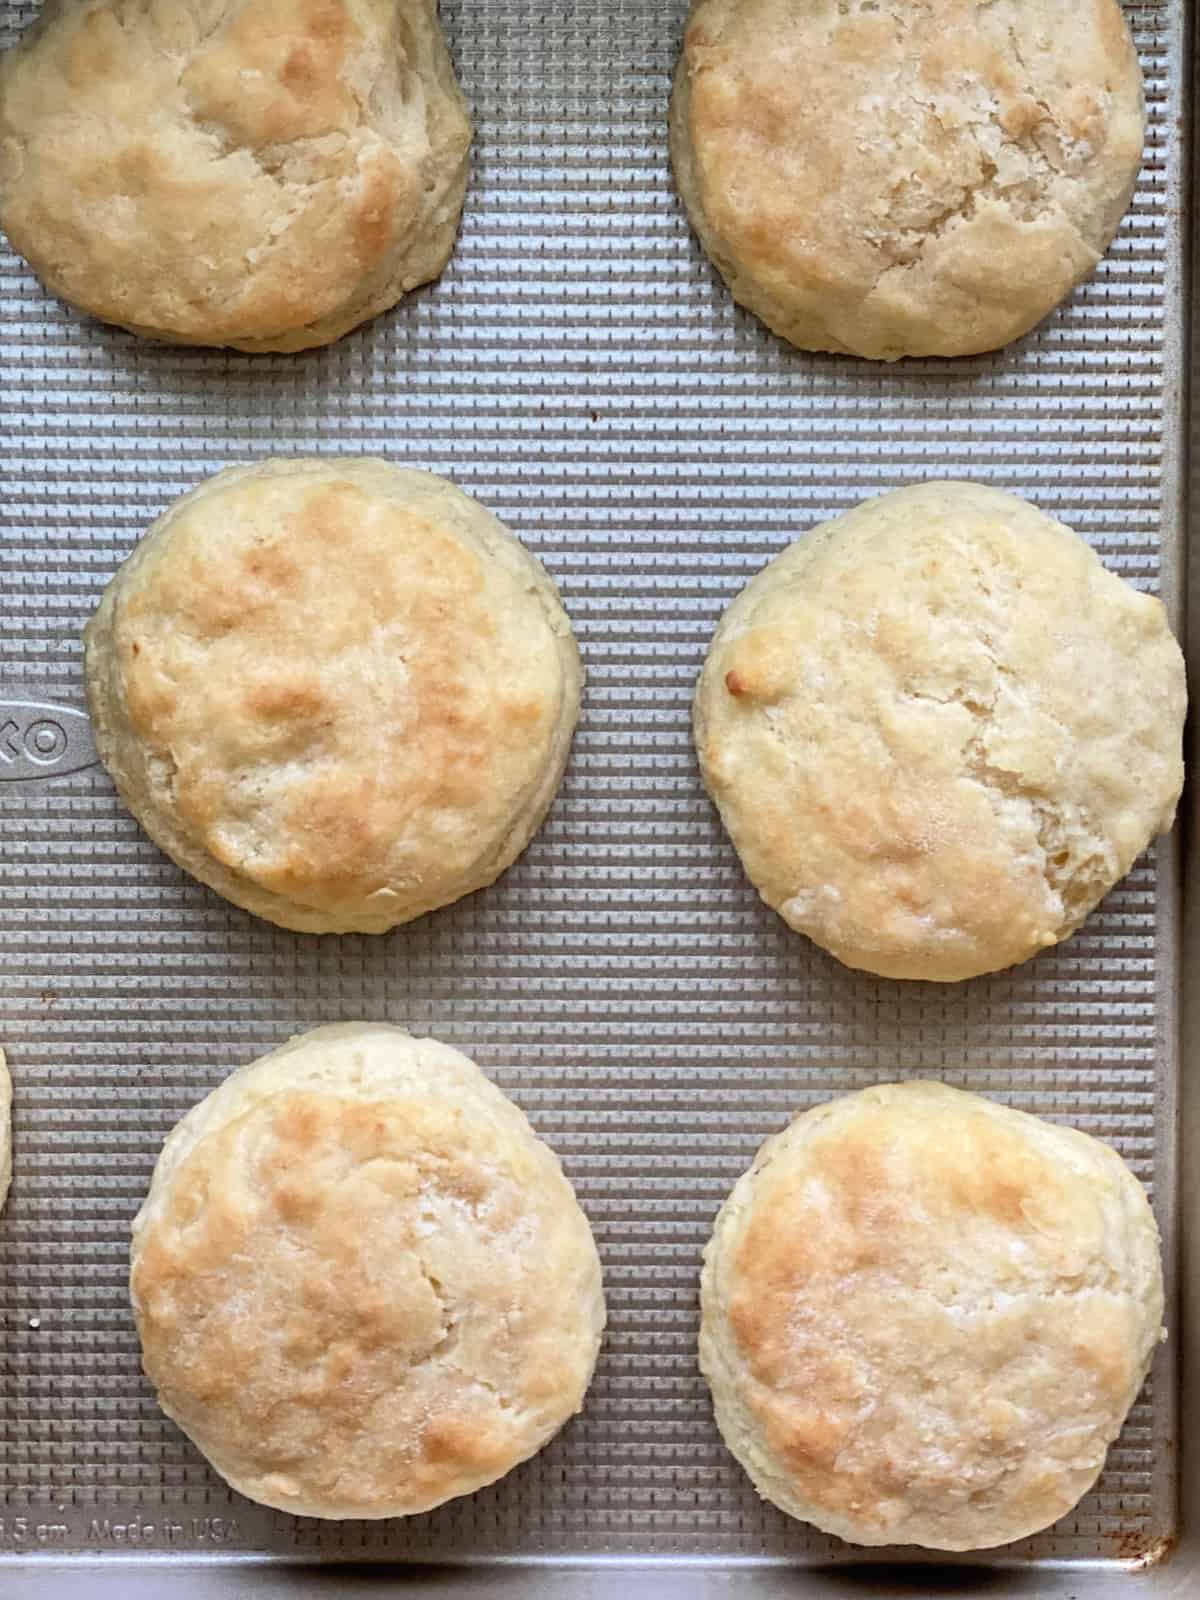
<box><xmin>670</xmin><ymin>0</ymin><xmax>1144</xmax><ymax>359</ymax></box>
<box><xmin>0</xmin><ymin>0</ymin><xmax>471</xmax><ymax>351</ymax></box>
<box><xmin>131</xmin><ymin>1023</ymin><xmax>606</xmax><ymax>1518</ymax></box>
<box><xmin>694</xmin><ymin>482</ymin><xmax>1185</xmax><ymax>981</ymax></box>
<box><xmin>84</xmin><ymin>457</ymin><xmax>583</xmax><ymax>934</ymax></box>
<box><xmin>701</xmin><ymin>1081</ymin><xmax>1164</xmax><ymax>1550</ymax></box>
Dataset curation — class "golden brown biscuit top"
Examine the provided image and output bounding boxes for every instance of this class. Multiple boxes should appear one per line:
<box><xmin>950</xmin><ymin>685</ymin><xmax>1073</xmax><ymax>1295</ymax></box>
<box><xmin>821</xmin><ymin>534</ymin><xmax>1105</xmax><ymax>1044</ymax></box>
<box><xmin>131</xmin><ymin>1026</ymin><xmax>604</xmax><ymax>1517</ymax></box>
<box><xmin>702</xmin><ymin>1082</ymin><xmax>1164</xmax><ymax>1549</ymax></box>
<box><xmin>0</xmin><ymin>0</ymin><xmax>470</xmax><ymax>347</ymax></box>
<box><xmin>695</xmin><ymin>482</ymin><xmax>1185</xmax><ymax>981</ymax></box>
<box><xmin>674</xmin><ymin>0</ymin><xmax>1143</xmax><ymax>357</ymax></box>
<box><xmin>101</xmin><ymin>462</ymin><xmax>574</xmax><ymax>928</ymax></box>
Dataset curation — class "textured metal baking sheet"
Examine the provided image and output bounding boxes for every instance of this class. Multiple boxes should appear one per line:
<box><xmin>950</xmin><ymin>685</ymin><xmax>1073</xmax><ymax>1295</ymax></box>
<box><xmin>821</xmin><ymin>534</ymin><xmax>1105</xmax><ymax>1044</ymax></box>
<box><xmin>0</xmin><ymin>0</ymin><xmax>1193</xmax><ymax>1592</ymax></box>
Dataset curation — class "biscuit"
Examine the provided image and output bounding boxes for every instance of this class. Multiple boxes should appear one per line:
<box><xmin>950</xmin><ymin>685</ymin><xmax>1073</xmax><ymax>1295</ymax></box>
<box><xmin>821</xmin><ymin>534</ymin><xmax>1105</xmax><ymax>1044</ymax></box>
<box><xmin>0</xmin><ymin>0</ymin><xmax>471</xmax><ymax>351</ymax></box>
<box><xmin>695</xmin><ymin>481</ymin><xmax>1185</xmax><ymax>982</ymax></box>
<box><xmin>700</xmin><ymin>1080</ymin><xmax>1164</xmax><ymax>1550</ymax></box>
<box><xmin>130</xmin><ymin>1022</ymin><xmax>606</xmax><ymax>1518</ymax></box>
<box><xmin>670</xmin><ymin>0</ymin><xmax>1144</xmax><ymax>360</ymax></box>
<box><xmin>0</xmin><ymin>1048</ymin><xmax>10</xmax><ymax>1213</ymax></box>
<box><xmin>84</xmin><ymin>458</ymin><xmax>582</xmax><ymax>934</ymax></box>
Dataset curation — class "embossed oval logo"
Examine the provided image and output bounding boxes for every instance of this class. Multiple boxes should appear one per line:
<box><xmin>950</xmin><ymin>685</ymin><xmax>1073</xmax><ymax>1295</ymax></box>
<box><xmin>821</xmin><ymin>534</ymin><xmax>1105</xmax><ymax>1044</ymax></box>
<box><xmin>0</xmin><ymin>701</ymin><xmax>98</xmax><ymax>782</ymax></box>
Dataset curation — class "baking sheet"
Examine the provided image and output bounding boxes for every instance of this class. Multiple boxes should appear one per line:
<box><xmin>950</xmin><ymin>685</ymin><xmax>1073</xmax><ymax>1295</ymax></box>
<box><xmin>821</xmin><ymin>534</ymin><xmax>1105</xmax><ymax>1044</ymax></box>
<box><xmin>0</xmin><ymin>0</ymin><xmax>1190</xmax><ymax>1584</ymax></box>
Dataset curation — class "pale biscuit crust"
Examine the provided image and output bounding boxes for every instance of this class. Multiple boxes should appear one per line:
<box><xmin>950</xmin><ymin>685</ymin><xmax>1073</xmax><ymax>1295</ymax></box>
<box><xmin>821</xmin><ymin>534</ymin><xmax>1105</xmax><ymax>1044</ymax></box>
<box><xmin>695</xmin><ymin>482</ymin><xmax>1185</xmax><ymax>982</ymax></box>
<box><xmin>670</xmin><ymin>0</ymin><xmax>1144</xmax><ymax>360</ymax></box>
<box><xmin>84</xmin><ymin>458</ymin><xmax>582</xmax><ymax>934</ymax></box>
<box><xmin>700</xmin><ymin>1081</ymin><xmax>1164</xmax><ymax>1551</ymax></box>
<box><xmin>130</xmin><ymin>1023</ymin><xmax>606</xmax><ymax>1519</ymax></box>
<box><xmin>0</xmin><ymin>0</ymin><xmax>471</xmax><ymax>351</ymax></box>
<box><xmin>0</xmin><ymin>1048</ymin><xmax>10</xmax><ymax>1213</ymax></box>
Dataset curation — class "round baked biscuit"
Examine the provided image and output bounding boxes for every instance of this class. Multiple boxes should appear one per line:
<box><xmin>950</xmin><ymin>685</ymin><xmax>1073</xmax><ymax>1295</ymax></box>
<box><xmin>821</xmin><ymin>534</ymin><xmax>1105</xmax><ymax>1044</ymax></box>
<box><xmin>84</xmin><ymin>458</ymin><xmax>582</xmax><ymax>934</ymax></box>
<box><xmin>700</xmin><ymin>1080</ymin><xmax>1164</xmax><ymax>1551</ymax></box>
<box><xmin>0</xmin><ymin>0</ymin><xmax>471</xmax><ymax>351</ymax></box>
<box><xmin>130</xmin><ymin>1023</ymin><xmax>606</xmax><ymax>1519</ymax></box>
<box><xmin>670</xmin><ymin>0</ymin><xmax>1144</xmax><ymax>360</ymax></box>
<box><xmin>695</xmin><ymin>481</ymin><xmax>1185</xmax><ymax>982</ymax></box>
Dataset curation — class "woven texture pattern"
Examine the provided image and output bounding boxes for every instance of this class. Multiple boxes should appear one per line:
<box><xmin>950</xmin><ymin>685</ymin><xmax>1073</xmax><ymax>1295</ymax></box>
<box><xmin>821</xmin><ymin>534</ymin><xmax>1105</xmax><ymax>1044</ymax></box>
<box><xmin>0</xmin><ymin>0</ymin><xmax>1182</xmax><ymax>1569</ymax></box>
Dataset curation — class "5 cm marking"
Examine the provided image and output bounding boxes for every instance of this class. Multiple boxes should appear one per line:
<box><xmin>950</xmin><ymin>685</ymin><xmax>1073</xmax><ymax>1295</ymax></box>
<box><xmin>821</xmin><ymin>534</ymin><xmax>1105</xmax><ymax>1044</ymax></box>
<box><xmin>0</xmin><ymin>1516</ymin><xmax>69</xmax><ymax>1545</ymax></box>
